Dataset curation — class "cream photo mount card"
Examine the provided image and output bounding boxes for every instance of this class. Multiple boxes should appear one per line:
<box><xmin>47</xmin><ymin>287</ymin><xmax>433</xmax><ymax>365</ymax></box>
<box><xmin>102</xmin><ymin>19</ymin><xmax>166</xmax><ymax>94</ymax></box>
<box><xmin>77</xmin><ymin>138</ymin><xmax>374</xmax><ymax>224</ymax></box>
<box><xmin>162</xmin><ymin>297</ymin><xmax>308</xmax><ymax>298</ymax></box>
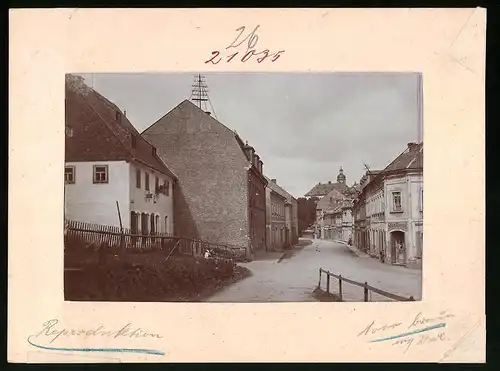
<box><xmin>8</xmin><ymin>8</ymin><xmax>485</xmax><ymax>363</ymax></box>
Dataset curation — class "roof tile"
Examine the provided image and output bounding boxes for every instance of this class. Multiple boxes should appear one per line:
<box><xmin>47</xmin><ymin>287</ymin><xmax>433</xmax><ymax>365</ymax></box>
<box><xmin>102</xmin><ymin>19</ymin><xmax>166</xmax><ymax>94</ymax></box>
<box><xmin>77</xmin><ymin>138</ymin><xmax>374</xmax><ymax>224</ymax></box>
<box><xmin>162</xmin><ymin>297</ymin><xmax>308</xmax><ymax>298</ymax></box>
<box><xmin>65</xmin><ymin>77</ymin><xmax>177</xmax><ymax>179</ymax></box>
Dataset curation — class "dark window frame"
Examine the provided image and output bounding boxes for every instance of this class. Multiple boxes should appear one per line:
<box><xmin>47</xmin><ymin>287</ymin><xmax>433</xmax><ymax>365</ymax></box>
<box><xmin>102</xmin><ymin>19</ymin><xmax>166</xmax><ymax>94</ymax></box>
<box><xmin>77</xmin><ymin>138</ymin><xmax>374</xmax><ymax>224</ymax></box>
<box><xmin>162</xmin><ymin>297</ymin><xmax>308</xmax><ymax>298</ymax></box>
<box><xmin>145</xmin><ymin>172</ymin><xmax>150</xmax><ymax>191</ymax></box>
<box><xmin>65</xmin><ymin>165</ymin><xmax>76</xmax><ymax>184</ymax></box>
<box><xmin>93</xmin><ymin>165</ymin><xmax>109</xmax><ymax>184</ymax></box>
<box><xmin>136</xmin><ymin>168</ymin><xmax>141</xmax><ymax>189</ymax></box>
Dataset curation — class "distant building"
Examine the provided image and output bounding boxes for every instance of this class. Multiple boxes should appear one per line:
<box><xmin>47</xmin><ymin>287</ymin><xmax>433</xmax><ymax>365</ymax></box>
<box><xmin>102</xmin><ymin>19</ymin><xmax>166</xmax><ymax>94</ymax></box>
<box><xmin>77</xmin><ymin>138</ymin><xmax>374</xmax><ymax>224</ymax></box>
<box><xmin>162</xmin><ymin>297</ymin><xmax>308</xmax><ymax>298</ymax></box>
<box><xmin>64</xmin><ymin>75</ymin><xmax>177</xmax><ymax>235</ymax></box>
<box><xmin>141</xmin><ymin>99</ymin><xmax>267</xmax><ymax>257</ymax></box>
<box><xmin>265</xmin><ymin>178</ymin><xmax>287</xmax><ymax>250</ymax></box>
<box><xmin>304</xmin><ymin>167</ymin><xmax>349</xmax><ymax>199</ymax></box>
<box><xmin>352</xmin><ymin>142</ymin><xmax>423</xmax><ymax>268</ymax></box>
<box><xmin>352</xmin><ymin>170</ymin><xmax>382</xmax><ymax>253</ymax></box>
<box><xmin>265</xmin><ymin>177</ymin><xmax>299</xmax><ymax>250</ymax></box>
<box><xmin>306</xmin><ymin>168</ymin><xmax>355</xmax><ymax>238</ymax></box>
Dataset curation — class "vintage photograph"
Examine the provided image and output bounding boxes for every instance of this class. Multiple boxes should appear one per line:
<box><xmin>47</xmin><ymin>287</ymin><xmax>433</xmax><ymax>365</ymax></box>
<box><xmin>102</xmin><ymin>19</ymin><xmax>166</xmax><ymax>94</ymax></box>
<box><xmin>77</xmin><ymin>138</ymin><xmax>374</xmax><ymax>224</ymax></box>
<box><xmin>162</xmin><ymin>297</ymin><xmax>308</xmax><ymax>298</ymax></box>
<box><xmin>64</xmin><ymin>72</ymin><xmax>423</xmax><ymax>303</ymax></box>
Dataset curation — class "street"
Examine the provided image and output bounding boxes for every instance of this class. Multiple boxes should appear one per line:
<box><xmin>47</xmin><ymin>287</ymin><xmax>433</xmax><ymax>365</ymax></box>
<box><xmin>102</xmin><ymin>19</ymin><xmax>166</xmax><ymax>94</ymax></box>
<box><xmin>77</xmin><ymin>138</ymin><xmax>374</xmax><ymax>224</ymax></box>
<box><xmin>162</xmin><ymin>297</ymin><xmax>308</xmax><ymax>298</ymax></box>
<box><xmin>206</xmin><ymin>238</ymin><xmax>422</xmax><ymax>302</ymax></box>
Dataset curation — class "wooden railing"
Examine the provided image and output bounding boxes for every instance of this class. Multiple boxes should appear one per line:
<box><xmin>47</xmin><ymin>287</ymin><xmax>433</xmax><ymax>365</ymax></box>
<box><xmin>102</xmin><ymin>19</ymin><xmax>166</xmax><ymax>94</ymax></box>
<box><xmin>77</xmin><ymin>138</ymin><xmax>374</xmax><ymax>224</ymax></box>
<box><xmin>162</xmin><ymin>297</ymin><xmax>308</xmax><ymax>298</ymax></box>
<box><xmin>317</xmin><ymin>268</ymin><xmax>415</xmax><ymax>302</ymax></box>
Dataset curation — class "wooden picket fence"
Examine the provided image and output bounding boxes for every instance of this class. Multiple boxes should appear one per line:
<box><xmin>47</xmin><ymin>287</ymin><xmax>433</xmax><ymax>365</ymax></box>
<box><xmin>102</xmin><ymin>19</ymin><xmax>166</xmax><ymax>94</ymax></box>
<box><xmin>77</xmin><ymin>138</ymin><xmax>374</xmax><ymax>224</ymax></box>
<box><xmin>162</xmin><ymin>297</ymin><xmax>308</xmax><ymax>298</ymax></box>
<box><xmin>64</xmin><ymin>220</ymin><xmax>247</xmax><ymax>260</ymax></box>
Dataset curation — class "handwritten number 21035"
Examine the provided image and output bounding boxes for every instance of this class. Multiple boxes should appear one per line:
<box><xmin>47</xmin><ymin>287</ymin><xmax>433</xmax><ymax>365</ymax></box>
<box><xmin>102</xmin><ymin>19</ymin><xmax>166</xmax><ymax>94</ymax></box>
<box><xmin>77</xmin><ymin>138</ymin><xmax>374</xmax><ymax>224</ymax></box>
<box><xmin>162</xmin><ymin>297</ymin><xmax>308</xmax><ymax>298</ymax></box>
<box><xmin>205</xmin><ymin>25</ymin><xmax>285</xmax><ymax>64</ymax></box>
<box><xmin>205</xmin><ymin>49</ymin><xmax>284</xmax><ymax>64</ymax></box>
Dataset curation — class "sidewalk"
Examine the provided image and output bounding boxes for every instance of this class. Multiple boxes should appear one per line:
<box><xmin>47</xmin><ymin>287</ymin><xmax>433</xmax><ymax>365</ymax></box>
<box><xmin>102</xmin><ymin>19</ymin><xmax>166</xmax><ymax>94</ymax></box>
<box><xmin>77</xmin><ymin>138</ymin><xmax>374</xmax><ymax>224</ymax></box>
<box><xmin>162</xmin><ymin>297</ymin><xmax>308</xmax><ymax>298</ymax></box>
<box><xmin>252</xmin><ymin>239</ymin><xmax>312</xmax><ymax>262</ymax></box>
<box><xmin>332</xmin><ymin>240</ymin><xmax>370</xmax><ymax>258</ymax></box>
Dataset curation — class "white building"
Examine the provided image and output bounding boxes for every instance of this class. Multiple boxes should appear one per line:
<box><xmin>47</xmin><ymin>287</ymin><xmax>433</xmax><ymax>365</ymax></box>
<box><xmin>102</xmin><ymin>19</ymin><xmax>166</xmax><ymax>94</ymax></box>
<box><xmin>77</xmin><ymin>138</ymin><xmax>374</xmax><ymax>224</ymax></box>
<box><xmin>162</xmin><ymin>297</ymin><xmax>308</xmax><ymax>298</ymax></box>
<box><xmin>353</xmin><ymin>142</ymin><xmax>423</xmax><ymax>268</ymax></box>
<box><xmin>64</xmin><ymin>75</ymin><xmax>177</xmax><ymax>235</ymax></box>
<box><xmin>264</xmin><ymin>176</ymin><xmax>299</xmax><ymax>250</ymax></box>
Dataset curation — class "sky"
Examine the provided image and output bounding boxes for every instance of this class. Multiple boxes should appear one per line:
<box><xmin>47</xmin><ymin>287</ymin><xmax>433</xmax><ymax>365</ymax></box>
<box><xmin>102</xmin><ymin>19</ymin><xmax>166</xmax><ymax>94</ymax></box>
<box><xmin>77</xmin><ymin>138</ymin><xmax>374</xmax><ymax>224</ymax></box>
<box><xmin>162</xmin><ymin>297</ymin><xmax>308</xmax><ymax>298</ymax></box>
<box><xmin>78</xmin><ymin>72</ymin><xmax>422</xmax><ymax>199</ymax></box>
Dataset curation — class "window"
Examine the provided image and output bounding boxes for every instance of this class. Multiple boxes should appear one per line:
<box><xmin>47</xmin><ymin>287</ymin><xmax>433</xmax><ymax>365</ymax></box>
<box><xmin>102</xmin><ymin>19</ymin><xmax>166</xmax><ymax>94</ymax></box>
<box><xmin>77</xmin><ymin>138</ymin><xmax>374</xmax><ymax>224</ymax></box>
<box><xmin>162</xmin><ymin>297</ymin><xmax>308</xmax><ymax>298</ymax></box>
<box><xmin>163</xmin><ymin>180</ymin><xmax>170</xmax><ymax>196</ymax></box>
<box><xmin>93</xmin><ymin>165</ymin><xmax>108</xmax><ymax>184</ymax></box>
<box><xmin>392</xmin><ymin>191</ymin><xmax>402</xmax><ymax>212</ymax></box>
<box><xmin>65</xmin><ymin>166</ymin><xmax>75</xmax><ymax>184</ymax></box>
<box><xmin>145</xmin><ymin>172</ymin><xmax>150</xmax><ymax>191</ymax></box>
<box><xmin>65</xmin><ymin>126</ymin><xmax>74</xmax><ymax>137</ymax></box>
<box><xmin>155</xmin><ymin>176</ymin><xmax>159</xmax><ymax>192</ymax></box>
<box><xmin>131</xmin><ymin>135</ymin><xmax>137</xmax><ymax>148</ymax></box>
<box><xmin>136</xmin><ymin>169</ymin><xmax>141</xmax><ymax>188</ymax></box>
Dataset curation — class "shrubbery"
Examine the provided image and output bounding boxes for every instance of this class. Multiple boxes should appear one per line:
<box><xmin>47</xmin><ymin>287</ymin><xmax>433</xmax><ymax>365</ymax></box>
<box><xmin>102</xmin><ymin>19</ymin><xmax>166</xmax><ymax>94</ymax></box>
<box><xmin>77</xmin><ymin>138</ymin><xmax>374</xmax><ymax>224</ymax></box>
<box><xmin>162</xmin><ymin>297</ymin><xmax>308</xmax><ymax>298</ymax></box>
<box><xmin>65</xmin><ymin>255</ymin><xmax>250</xmax><ymax>302</ymax></box>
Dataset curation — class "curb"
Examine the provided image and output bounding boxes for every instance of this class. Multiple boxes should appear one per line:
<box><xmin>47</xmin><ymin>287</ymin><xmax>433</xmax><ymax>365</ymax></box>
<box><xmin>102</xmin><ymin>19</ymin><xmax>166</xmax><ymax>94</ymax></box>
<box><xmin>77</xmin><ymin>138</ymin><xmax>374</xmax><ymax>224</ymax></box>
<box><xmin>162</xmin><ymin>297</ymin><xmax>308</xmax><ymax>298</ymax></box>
<box><xmin>277</xmin><ymin>252</ymin><xmax>287</xmax><ymax>263</ymax></box>
<box><xmin>334</xmin><ymin>240</ymin><xmax>369</xmax><ymax>258</ymax></box>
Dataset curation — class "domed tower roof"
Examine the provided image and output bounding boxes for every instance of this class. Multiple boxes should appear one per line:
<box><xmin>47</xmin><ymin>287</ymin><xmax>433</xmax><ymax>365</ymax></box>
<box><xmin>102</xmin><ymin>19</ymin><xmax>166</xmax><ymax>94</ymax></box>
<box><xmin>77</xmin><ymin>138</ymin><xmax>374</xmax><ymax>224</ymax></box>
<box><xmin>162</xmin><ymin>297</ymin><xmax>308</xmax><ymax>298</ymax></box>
<box><xmin>337</xmin><ymin>166</ymin><xmax>346</xmax><ymax>184</ymax></box>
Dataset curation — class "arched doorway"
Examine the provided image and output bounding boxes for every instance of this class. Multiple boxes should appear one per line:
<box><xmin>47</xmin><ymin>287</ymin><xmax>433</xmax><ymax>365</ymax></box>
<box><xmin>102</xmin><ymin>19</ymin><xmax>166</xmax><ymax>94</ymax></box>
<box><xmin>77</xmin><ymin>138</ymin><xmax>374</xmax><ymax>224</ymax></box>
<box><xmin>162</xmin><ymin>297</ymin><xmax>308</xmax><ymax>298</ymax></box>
<box><xmin>390</xmin><ymin>231</ymin><xmax>406</xmax><ymax>264</ymax></box>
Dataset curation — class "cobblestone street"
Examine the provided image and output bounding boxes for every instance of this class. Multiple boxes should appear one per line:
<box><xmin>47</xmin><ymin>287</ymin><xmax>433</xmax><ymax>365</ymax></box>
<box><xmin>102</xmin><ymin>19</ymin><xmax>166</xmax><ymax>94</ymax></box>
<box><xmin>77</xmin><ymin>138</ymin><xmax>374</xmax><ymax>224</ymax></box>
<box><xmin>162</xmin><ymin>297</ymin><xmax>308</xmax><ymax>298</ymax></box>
<box><xmin>206</xmin><ymin>238</ymin><xmax>422</xmax><ymax>302</ymax></box>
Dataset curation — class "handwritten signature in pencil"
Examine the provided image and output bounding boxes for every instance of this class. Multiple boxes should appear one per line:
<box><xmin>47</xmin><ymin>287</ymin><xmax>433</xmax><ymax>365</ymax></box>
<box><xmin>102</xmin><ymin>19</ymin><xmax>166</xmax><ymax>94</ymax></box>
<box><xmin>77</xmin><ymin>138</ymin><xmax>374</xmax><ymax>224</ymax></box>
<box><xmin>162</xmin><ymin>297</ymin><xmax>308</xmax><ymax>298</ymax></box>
<box><xmin>357</xmin><ymin>311</ymin><xmax>455</xmax><ymax>353</ymax></box>
<box><xmin>205</xmin><ymin>25</ymin><xmax>285</xmax><ymax>64</ymax></box>
<box><xmin>27</xmin><ymin>319</ymin><xmax>165</xmax><ymax>356</ymax></box>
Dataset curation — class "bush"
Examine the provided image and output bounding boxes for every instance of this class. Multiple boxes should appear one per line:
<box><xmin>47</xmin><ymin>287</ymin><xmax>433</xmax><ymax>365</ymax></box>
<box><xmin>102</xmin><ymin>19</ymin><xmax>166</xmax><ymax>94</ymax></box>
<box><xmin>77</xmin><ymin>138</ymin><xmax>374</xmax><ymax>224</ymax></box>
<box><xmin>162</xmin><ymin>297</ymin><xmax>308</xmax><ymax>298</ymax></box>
<box><xmin>65</xmin><ymin>255</ymin><xmax>242</xmax><ymax>302</ymax></box>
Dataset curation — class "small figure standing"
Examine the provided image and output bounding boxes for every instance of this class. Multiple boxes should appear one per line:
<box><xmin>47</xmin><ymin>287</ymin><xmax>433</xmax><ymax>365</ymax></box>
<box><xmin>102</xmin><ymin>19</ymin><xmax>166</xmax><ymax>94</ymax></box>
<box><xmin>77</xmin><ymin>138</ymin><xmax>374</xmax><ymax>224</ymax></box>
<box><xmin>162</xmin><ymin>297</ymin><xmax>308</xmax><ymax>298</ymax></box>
<box><xmin>380</xmin><ymin>248</ymin><xmax>385</xmax><ymax>263</ymax></box>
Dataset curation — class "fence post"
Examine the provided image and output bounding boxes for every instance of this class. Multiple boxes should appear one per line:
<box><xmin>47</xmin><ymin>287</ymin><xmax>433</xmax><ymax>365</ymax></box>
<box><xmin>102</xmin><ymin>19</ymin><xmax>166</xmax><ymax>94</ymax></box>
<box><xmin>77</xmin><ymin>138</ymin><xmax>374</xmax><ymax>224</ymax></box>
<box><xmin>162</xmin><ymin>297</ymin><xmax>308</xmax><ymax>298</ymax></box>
<box><xmin>339</xmin><ymin>275</ymin><xmax>343</xmax><ymax>301</ymax></box>
<box><xmin>364</xmin><ymin>282</ymin><xmax>369</xmax><ymax>302</ymax></box>
<box><xmin>318</xmin><ymin>269</ymin><xmax>322</xmax><ymax>288</ymax></box>
<box><xmin>326</xmin><ymin>271</ymin><xmax>330</xmax><ymax>293</ymax></box>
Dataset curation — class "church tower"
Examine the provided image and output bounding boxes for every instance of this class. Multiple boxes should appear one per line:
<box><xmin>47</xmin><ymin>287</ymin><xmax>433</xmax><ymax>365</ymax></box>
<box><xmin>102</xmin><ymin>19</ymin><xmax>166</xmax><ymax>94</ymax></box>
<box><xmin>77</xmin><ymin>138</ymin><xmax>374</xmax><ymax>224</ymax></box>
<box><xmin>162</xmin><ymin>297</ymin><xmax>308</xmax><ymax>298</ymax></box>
<box><xmin>337</xmin><ymin>166</ymin><xmax>346</xmax><ymax>184</ymax></box>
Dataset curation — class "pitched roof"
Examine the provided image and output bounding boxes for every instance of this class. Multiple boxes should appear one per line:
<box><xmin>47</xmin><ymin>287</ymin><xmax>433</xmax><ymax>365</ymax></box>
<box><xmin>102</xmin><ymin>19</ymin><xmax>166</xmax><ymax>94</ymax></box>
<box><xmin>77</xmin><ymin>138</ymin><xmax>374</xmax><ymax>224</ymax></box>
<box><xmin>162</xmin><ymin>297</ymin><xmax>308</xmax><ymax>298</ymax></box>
<box><xmin>316</xmin><ymin>187</ymin><xmax>345</xmax><ymax>210</ymax></box>
<box><xmin>65</xmin><ymin>77</ymin><xmax>177</xmax><ymax>180</ymax></box>
<box><xmin>383</xmin><ymin>142</ymin><xmax>423</xmax><ymax>173</ymax></box>
<box><xmin>305</xmin><ymin>181</ymin><xmax>349</xmax><ymax>197</ymax></box>
<box><xmin>264</xmin><ymin>176</ymin><xmax>296</xmax><ymax>202</ymax></box>
<box><xmin>142</xmin><ymin>99</ymin><xmax>266</xmax><ymax>184</ymax></box>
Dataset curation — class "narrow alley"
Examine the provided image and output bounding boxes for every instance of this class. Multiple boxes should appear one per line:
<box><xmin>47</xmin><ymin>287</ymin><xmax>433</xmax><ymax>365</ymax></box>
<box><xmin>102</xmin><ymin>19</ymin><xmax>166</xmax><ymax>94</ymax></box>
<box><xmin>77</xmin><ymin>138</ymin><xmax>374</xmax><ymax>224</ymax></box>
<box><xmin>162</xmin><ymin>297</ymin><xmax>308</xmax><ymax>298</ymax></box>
<box><xmin>206</xmin><ymin>238</ymin><xmax>422</xmax><ymax>302</ymax></box>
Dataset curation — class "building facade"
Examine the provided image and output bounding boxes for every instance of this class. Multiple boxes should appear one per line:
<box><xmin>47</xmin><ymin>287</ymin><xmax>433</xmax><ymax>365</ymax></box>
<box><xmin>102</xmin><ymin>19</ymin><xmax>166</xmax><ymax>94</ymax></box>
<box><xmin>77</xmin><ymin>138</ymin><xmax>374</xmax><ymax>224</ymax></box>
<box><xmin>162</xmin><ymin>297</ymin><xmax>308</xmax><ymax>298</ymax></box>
<box><xmin>308</xmin><ymin>168</ymin><xmax>358</xmax><ymax>239</ymax></box>
<box><xmin>290</xmin><ymin>197</ymin><xmax>299</xmax><ymax>245</ymax></box>
<box><xmin>352</xmin><ymin>142</ymin><xmax>423</xmax><ymax>268</ymax></box>
<box><xmin>265</xmin><ymin>177</ymin><xmax>299</xmax><ymax>250</ymax></box>
<box><xmin>141</xmin><ymin>99</ymin><xmax>267</xmax><ymax>257</ymax></box>
<box><xmin>341</xmin><ymin>199</ymin><xmax>354</xmax><ymax>242</ymax></box>
<box><xmin>64</xmin><ymin>75</ymin><xmax>177</xmax><ymax>233</ymax></box>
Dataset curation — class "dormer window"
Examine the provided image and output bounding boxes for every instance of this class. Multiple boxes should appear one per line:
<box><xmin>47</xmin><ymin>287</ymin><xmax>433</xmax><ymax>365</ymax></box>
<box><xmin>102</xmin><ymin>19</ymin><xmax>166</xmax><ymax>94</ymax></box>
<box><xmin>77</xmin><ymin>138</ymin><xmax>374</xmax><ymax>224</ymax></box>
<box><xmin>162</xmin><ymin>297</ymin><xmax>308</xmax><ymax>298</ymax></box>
<box><xmin>152</xmin><ymin>147</ymin><xmax>157</xmax><ymax>156</ymax></box>
<box><xmin>65</xmin><ymin>126</ymin><xmax>74</xmax><ymax>137</ymax></box>
<box><xmin>131</xmin><ymin>135</ymin><xmax>137</xmax><ymax>148</ymax></box>
<box><xmin>115</xmin><ymin>111</ymin><xmax>121</xmax><ymax>121</ymax></box>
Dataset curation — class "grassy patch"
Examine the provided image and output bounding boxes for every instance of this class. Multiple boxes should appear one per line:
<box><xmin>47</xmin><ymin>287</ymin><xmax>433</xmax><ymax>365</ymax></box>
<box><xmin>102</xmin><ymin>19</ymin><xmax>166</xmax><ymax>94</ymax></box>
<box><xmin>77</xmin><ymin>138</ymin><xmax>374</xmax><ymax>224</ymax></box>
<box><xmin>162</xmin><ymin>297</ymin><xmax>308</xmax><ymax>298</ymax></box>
<box><xmin>312</xmin><ymin>287</ymin><xmax>343</xmax><ymax>302</ymax></box>
<box><xmin>65</xmin><ymin>255</ymin><xmax>252</xmax><ymax>302</ymax></box>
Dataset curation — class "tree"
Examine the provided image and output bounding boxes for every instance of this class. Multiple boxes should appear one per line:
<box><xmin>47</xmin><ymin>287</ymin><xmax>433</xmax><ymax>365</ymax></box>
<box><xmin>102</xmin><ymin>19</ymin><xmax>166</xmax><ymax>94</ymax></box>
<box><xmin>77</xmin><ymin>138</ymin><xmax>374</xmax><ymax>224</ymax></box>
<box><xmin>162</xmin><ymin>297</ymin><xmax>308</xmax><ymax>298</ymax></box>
<box><xmin>297</xmin><ymin>197</ymin><xmax>317</xmax><ymax>235</ymax></box>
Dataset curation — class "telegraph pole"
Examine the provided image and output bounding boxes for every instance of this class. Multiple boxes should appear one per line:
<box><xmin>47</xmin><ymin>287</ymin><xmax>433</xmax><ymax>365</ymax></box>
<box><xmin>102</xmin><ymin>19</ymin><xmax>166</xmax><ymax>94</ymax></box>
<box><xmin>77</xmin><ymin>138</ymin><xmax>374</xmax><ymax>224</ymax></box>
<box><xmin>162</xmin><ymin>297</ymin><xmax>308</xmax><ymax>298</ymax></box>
<box><xmin>190</xmin><ymin>74</ymin><xmax>217</xmax><ymax>119</ymax></box>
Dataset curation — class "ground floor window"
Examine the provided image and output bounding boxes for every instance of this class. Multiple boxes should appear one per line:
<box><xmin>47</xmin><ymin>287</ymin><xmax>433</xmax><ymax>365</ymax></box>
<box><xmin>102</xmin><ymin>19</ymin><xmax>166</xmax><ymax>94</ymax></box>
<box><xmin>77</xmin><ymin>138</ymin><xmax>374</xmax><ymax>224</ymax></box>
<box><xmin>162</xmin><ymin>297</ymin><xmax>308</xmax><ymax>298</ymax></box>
<box><xmin>416</xmin><ymin>231</ymin><xmax>423</xmax><ymax>258</ymax></box>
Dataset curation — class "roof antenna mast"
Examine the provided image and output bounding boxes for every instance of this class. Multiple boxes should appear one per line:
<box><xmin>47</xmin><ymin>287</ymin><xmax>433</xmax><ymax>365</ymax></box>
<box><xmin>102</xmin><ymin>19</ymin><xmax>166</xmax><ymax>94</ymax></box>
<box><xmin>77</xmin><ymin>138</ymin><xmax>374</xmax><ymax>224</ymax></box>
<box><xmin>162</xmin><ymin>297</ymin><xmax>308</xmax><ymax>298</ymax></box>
<box><xmin>190</xmin><ymin>74</ymin><xmax>218</xmax><ymax>119</ymax></box>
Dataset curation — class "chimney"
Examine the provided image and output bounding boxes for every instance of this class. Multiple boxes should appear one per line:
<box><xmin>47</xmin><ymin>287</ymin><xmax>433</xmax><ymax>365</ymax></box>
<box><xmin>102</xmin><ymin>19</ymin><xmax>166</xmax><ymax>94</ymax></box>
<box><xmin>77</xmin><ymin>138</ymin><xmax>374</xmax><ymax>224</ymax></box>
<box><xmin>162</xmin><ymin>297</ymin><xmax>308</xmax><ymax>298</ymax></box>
<box><xmin>243</xmin><ymin>145</ymin><xmax>254</xmax><ymax>163</ymax></box>
<box><xmin>253</xmin><ymin>154</ymin><xmax>260</xmax><ymax>169</ymax></box>
<box><xmin>271</xmin><ymin>179</ymin><xmax>277</xmax><ymax>183</ymax></box>
<box><xmin>205</xmin><ymin>111</ymin><xmax>211</xmax><ymax>116</ymax></box>
<box><xmin>408</xmin><ymin>142</ymin><xmax>418</xmax><ymax>151</ymax></box>
<box><xmin>259</xmin><ymin>159</ymin><xmax>263</xmax><ymax>173</ymax></box>
<box><xmin>124</xmin><ymin>110</ymin><xmax>127</xmax><ymax>117</ymax></box>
